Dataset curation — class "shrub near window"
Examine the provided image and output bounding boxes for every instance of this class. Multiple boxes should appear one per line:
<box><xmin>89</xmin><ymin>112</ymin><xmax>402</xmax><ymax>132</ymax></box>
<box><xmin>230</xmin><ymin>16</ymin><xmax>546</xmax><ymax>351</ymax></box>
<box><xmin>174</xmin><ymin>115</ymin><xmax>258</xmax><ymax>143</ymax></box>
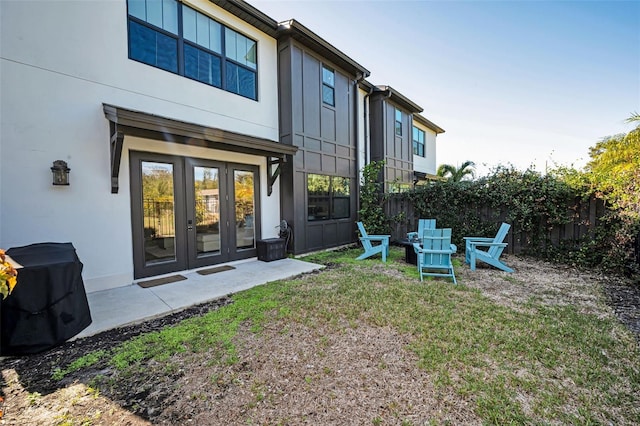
<box><xmin>358</xmin><ymin>161</ymin><xmax>388</xmax><ymax>235</ymax></box>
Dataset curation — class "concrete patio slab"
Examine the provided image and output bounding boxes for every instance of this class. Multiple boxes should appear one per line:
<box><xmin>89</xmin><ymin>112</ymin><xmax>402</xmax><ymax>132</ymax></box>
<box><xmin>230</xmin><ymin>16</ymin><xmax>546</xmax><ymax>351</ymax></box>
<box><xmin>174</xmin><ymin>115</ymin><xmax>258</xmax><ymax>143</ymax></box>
<box><xmin>76</xmin><ymin>257</ymin><xmax>323</xmax><ymax>339</ymax></box>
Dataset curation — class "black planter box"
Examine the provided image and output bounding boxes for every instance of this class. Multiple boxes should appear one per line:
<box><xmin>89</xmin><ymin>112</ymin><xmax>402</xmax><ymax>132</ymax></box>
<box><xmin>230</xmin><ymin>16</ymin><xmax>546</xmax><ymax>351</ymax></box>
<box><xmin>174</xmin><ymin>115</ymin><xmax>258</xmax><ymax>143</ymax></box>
<box><xmin>256</xmin><ymin>238</ymin><xmax>286</xmax><ymax>262</ymax></box>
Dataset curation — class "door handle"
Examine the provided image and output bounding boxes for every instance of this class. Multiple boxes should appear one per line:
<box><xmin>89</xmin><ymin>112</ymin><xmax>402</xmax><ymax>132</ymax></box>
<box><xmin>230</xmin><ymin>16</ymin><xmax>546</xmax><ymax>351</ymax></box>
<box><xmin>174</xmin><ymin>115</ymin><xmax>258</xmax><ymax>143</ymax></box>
<box><xmin>187</xmin><ymin>219</ymin><xmax>193</xmax><ymax>231</ymax></box>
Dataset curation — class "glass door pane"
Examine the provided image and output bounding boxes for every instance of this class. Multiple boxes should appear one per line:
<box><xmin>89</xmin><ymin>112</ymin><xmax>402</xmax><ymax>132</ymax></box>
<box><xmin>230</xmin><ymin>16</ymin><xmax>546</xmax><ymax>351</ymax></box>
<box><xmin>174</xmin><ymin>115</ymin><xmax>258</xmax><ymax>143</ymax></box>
<box><xmin>234</xmin><ymin>170</ymin><xmax>255</xmax><ymax>250</ymax></box>
<box><xmin>141</xmin><ymin>161</ymin><xmax>176</xmax><ymax>265</ymax></box>
<box><xmin>193</xmin><ymin>166</ymin><xmax>221</xmax><ymax>256</ymax></box>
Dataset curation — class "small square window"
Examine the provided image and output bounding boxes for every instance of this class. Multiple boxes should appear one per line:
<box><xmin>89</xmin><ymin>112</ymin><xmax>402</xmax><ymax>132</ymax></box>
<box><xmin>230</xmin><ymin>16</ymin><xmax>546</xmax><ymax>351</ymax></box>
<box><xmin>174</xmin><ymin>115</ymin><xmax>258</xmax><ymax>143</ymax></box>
<box><xmin>322</xmin><ymin>66</ymin><xmax>335</xmax><ymax>86</ymax></box>
<box><xmin>322</xmin><ymin>85</ymin><xmax>335</xmax><ymax>106</ymax></box>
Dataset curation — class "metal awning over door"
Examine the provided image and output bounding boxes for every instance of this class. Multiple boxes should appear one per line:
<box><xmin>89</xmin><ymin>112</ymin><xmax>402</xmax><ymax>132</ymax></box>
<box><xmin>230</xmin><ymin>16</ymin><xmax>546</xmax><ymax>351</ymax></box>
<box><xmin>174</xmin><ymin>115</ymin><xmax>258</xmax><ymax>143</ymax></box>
<box><xmin>103</xmin><ymin>103</ymin><xmax>297</xmax><ymax>194</ymax></box>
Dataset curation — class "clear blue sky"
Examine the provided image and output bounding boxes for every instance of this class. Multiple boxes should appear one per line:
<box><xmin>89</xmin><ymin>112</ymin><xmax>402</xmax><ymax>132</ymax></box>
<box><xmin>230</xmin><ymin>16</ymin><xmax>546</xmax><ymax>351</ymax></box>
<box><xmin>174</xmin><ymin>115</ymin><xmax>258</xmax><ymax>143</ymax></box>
<box><xmin>249</xmin><ymin>0</ymin><xmax>640</xmax><ymax>175</ymax></box>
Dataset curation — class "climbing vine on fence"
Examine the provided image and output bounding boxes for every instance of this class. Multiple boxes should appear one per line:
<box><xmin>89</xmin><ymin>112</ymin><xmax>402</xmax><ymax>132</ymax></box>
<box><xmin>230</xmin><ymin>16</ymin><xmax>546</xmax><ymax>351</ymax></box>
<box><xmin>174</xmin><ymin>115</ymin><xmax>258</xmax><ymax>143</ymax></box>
<box><xmin>400</xmin><ymin>165</ymin><xmax>637</xmax><ymax>273</ymax></box>
<box><xmin>358</xmin><ymin>161</ymin><xmax>388</xmax><ymax>235</ymax></box>
<box><xmin>358</xmin><ymin>158</ymin><xmax>638</xmax><ymax>274</ymax></box>
<box><xmin>408</xmin><ymin>166</ymin><xmax>576</xmax><ymax>241</ymax></box>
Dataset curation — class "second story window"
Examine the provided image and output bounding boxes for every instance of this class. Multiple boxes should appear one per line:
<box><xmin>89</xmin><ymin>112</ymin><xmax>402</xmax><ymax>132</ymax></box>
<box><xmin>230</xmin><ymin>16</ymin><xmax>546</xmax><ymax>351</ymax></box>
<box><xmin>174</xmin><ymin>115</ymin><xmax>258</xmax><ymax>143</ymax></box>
<box><xmin>224</xmin><ymin>27</ymin><xmax>257</xmax><ymax>99</ymax></box>
<box><xmin>128</xmin><ymin>0</ymin><xmax>179</xmax><ymax>73</ymax></box>
<box><xmin>322</xmin><ymin>66</ymin><xmax>335</xmax><ymax>106</ymax></box>
<box><xmin>395</xmin><ymin>108</ymin><xmax>402</xmax><ymax>136</ymax></box>
<box><xmin>413</xmin><ymin>126</ymin><xmax>425</xmax><ymax>157</ymax></box>
<box><xmin>182</xmin><ymin>6</ymin><xmax>222</xmax><ymax>88</ymax></box>
<box><xmin>127</xmin><ymin>0</ymin><xmax>258</xmax><ymax>100</ymax></box>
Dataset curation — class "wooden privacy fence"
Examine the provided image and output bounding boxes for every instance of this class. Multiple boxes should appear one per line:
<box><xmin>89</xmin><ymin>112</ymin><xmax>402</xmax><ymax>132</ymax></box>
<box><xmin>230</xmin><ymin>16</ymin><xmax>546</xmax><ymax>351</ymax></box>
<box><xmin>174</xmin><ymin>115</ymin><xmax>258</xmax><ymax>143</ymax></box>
<box><xmin>385</xmin><ymin>194</ymin><xmax>607</xmax><ymax>255</ymax></box>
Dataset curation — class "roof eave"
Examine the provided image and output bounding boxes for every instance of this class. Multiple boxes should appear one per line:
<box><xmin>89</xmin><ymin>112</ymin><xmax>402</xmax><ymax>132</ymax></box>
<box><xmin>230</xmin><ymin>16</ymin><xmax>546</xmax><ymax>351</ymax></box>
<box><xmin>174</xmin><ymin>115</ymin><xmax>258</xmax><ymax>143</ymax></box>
<box><xmin>208</xmin><ymin>0</ymin><xmax>279</xmax><ymax>37</ymax></box>
<box><xmin>374</xmin><ymin>85</ymin><xmax>423</xmax><ymax>113</ymax></box>
<box><xmin>278</xmin><ymin>19</ymin><xmax>370</xmax><ymax>79</ymax></box>
<box><xmin>414</xmin><ymin>113</ymin><xmax>446</xmax><ymax>134</ymax></box>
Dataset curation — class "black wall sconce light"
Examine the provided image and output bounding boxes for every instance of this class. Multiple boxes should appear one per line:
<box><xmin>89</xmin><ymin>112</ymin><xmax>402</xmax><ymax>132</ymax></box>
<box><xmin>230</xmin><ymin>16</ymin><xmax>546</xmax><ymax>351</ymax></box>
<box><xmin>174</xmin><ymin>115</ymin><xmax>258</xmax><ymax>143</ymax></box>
<box><xmin>51</xmin><ymin>160</ymin><xmax>70</xmax><ymax>186</ymax></box>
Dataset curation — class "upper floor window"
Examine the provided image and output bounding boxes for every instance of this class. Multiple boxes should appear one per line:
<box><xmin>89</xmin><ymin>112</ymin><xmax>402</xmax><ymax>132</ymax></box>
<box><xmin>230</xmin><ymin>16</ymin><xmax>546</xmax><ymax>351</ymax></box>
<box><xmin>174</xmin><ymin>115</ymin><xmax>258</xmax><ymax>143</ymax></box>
<box><xmin>128</xmin><ymin>0</ymin><xmax>179</xmax><ymax>73</ymax></box>
<box><xmin>307</xmin><ymin>174</ymin><xmax>350</xmax><ymax>221</ymax></box>
<box><xmin>412</xmin><ymin>126</ymin><xmax>425</xmax><ymax>157</ymax></box>
<box><xmin>127</xmin><ymin>0</ymin><xmax>258</xmax><ymax>100</ymax></box>
<box><xmin>182</xmin><ymin>7</ymin><xmax>223</xmax><ymax>88</ymax></box>
<box><xmin>322</xmin><ymin>66</ymin><xmax>335</xmax><ymax>106</ymax></box>
<box><xmin>395</xmin><ymin>108</ymin><xmax>402</xmax><ymax>136</ymax></box>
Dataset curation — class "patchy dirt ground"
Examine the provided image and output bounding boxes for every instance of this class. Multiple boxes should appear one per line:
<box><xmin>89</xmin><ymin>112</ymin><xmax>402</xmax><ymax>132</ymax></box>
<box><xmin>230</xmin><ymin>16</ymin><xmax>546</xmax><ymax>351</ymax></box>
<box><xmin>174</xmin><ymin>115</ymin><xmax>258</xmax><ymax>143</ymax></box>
<box><xmin>1</xmin><ymin>254</ymin><xmax>638</xmax><ymax>425</ymax></box>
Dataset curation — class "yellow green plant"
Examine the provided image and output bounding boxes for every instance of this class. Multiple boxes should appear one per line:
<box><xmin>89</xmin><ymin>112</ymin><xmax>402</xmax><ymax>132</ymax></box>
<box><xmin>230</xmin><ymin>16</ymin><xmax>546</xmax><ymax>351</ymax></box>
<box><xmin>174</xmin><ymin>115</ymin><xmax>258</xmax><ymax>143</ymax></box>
<box><xmin>0</xmin><ymin>249</ymin><xmax>18</xmax><ymax>299</ymax></box>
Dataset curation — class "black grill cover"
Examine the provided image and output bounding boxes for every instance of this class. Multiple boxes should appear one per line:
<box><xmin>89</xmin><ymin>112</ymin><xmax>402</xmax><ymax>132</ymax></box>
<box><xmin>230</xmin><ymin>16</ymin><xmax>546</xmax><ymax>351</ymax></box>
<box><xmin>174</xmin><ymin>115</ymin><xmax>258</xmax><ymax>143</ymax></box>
<box><xmin>1</xmin><ymin>242</ymin><xmax>92</xmax><ymax>355</ymax></box>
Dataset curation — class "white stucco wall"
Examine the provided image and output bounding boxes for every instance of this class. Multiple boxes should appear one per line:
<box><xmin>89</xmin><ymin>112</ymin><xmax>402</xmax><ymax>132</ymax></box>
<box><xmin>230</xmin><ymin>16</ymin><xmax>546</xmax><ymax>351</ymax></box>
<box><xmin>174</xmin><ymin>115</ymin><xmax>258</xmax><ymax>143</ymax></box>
<box><xmin>412</xmin><ymin>122</ymin><xmax>439</xmax><ymax>176</ymax></box>
<box><xmin>0</xmin><ymin>0</ymin><xmax>281</xmax><ymax>291</ymax></box>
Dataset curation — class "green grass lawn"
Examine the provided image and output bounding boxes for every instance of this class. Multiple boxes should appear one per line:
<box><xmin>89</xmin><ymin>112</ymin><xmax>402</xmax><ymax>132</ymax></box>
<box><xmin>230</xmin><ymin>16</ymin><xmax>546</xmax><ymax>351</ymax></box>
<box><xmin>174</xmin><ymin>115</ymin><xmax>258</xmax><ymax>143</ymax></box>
<box><xmin>57</xmin><ymin>246</ymin><xmax>640</xmax><ymax>424</ymax></box>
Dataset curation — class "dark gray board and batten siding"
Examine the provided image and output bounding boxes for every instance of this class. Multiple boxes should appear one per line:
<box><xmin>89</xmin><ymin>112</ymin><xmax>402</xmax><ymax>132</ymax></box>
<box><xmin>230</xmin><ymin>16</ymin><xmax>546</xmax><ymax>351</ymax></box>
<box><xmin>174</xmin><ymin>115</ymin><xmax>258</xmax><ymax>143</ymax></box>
<box><xmin>278</xmin><ymin>37</ymin><xmax>360</xmax><ymax>254</ymax></box>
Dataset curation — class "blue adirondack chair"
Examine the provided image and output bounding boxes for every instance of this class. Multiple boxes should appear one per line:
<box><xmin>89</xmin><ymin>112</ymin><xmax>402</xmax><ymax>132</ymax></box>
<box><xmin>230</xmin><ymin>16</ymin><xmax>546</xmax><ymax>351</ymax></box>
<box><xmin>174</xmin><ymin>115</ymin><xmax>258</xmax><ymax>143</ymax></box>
<box><xmin>463</xmin><ymin>222</ymin><xmax>513</xmax><ymax>273</ymax></box>
<box><xmin>413</xmin><ymin>228</ymin><xmax>457</xmax><ymax>284</ymax></box>
<box><xmin>356</xmin><ymin>221</ymin><xmax>390</xmax><ymax>262</ymax></box>
<box><xmin>408</xmin><ymin>219</ymin><xmax>458</xmax><ymax>253</ymax></box>
<box><xmin>407</xmin><ymin>218</ymin><xmax>436</xmax><ymax>242</ymax></box>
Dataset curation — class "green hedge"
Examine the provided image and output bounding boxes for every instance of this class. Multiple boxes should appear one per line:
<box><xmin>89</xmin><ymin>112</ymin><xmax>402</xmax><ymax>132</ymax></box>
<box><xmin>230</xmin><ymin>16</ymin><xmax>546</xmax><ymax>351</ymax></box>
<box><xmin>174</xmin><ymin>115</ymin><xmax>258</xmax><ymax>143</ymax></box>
<box><xmin>368</xmin><ymin>165</ymin><xmax>639</xmax><ymax>276</ymax></box>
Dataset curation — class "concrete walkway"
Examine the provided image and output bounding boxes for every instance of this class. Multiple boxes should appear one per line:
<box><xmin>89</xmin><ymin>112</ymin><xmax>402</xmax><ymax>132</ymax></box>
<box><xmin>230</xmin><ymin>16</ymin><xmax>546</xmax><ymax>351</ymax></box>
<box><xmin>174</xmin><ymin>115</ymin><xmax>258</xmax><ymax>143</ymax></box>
<box><xmin>76</xmin><ymin>257</ymin><xmax>323</xmax><ymax>339</ymax></box>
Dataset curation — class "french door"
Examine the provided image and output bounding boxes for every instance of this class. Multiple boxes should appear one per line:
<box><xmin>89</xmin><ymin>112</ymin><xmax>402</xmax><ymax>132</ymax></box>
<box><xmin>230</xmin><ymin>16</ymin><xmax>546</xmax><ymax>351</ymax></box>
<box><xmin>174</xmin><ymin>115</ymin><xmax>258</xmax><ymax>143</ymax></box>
<box><xmin>130</xmin><ymin>152</ymin><xmax>259</xmax><ymax>279</ymax></box>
